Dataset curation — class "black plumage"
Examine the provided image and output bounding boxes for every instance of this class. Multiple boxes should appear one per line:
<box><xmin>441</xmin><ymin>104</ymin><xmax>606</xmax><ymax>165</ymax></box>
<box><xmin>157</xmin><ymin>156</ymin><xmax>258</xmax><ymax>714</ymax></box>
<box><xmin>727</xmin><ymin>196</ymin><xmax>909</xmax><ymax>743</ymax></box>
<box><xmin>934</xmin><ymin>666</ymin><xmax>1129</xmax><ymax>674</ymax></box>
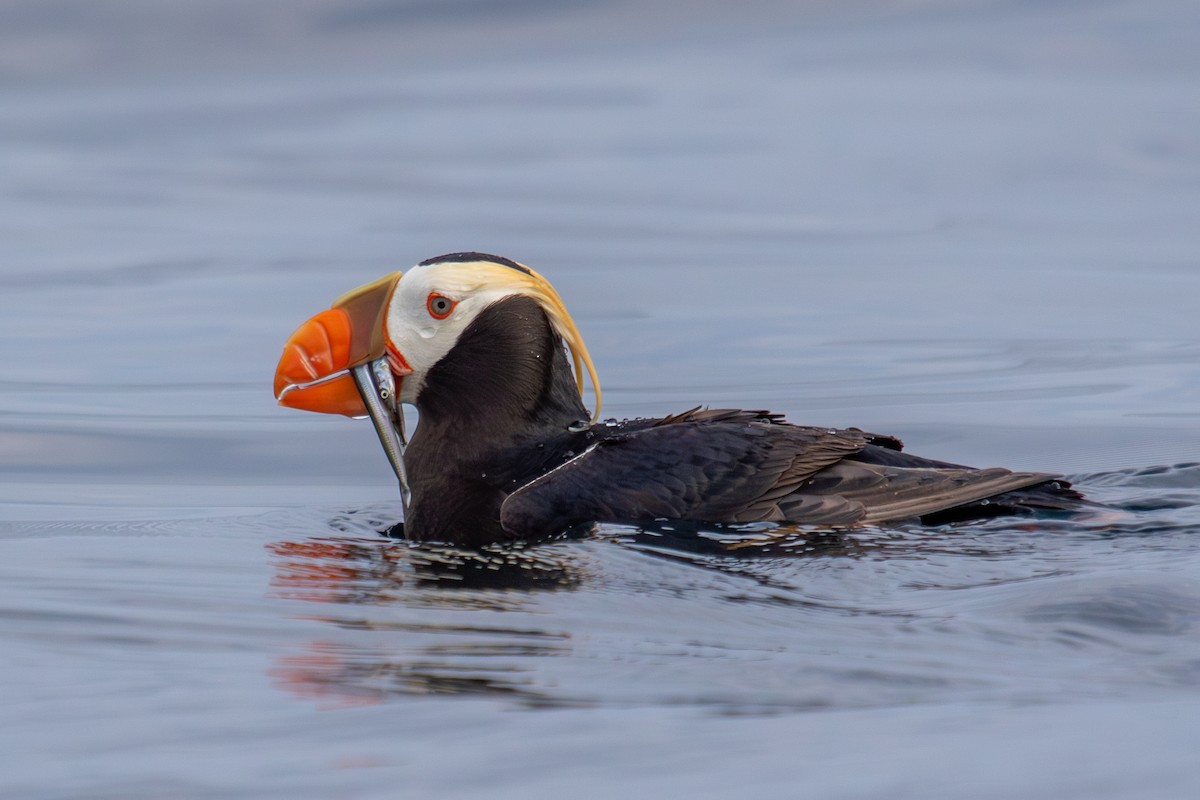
<box><xmin>399</xmin><ymin>295</ymin><xmax>1081</xmax><ymax>545</ymax></box>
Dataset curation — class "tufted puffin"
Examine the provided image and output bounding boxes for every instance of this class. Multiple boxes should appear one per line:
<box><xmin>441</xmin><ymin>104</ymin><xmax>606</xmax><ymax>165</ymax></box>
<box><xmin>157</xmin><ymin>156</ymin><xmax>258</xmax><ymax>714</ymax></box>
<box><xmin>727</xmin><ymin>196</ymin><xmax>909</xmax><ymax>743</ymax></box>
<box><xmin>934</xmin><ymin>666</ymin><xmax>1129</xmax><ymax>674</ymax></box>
<box><xmin>273</xmin><ymin>252</ymin><xmax>1082</xmax><ymax>546</ymax></box>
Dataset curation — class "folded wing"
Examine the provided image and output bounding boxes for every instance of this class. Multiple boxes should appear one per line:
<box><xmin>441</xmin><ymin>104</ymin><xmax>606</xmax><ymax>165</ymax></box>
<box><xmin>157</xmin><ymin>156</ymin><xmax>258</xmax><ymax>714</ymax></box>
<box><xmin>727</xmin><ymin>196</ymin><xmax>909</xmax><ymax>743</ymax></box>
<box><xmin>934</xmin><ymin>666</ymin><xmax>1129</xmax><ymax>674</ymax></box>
<box><xmin>501</xmin><ymin>409</ymin><xmax>1060</xmax><ymax>538</ymax></box>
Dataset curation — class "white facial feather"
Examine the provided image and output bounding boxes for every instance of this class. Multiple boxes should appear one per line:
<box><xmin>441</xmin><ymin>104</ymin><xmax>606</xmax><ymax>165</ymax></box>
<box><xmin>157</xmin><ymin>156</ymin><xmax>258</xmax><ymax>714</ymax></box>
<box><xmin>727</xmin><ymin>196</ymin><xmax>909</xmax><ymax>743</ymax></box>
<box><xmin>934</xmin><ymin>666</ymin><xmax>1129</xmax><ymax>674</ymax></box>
<box><xmin>383</xmin><ymin>262</ymin><xmax>530</xmax><ymax>404</ymax></box>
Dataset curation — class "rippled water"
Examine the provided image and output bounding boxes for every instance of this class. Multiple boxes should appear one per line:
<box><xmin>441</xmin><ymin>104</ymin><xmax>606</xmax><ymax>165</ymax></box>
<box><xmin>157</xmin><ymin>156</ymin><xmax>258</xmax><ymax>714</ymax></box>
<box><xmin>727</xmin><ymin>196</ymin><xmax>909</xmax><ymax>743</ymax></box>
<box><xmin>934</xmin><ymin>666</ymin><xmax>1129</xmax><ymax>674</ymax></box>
<box><xmin>4</xmin><ymin>1</ymin><xmax>1200</xmax><ymax>798</ymax></box>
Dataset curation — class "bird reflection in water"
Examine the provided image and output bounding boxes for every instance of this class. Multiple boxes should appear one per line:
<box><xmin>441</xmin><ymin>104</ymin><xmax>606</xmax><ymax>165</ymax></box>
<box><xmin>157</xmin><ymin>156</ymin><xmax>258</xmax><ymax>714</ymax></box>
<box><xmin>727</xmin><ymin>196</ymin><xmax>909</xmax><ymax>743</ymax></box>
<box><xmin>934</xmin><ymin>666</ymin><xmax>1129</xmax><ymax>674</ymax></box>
<box><xmin>269</xmin><ymin>532</ymin><xmax>585</xmax><ymax>603</ymax></box>
<box><xmin>266</xmin><ymin>528</ymin><xmax>583</xmax><ymax>707</ymax></box>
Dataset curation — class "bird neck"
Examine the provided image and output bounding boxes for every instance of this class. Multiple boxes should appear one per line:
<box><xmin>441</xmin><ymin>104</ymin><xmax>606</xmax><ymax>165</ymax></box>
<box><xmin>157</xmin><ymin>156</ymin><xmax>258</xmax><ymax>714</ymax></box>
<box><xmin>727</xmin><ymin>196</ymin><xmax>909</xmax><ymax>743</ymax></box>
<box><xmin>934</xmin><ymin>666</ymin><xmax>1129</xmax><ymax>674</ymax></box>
<box><xmin>413</xmin><ymin>294</ymin><xmax>590</xmax><ymax>448</ymax></box>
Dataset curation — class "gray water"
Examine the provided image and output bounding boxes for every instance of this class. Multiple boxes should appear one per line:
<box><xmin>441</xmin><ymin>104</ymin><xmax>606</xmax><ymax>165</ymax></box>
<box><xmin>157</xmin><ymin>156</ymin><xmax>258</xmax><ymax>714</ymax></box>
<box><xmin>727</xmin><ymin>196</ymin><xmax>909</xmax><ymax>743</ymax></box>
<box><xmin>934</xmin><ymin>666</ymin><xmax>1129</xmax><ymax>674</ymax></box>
<box><xmin>3</xmin><ymin>1</ymin><xmax>1200</xmax><ymax>797</ymax></box>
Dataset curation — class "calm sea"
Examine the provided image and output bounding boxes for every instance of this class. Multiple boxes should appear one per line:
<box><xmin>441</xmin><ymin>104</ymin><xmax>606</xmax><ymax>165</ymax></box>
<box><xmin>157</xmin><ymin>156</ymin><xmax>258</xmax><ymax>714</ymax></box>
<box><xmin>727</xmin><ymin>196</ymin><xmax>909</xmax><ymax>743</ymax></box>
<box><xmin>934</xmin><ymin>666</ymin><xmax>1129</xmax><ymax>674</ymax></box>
<box><xmin>3</xmin><ymin>1</ymin><xmax>1199</xmax><ymax>797</ymax></box>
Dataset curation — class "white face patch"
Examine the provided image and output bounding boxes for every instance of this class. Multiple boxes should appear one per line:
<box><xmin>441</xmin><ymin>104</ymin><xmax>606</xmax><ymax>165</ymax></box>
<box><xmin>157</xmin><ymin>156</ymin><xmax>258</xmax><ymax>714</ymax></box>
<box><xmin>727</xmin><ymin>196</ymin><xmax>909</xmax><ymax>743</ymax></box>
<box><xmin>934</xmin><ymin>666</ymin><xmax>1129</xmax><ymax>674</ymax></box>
<box><xmin>380</xmin><ymin>257</ymin><xmax>603</xmax><ymax>420</ymax></box>
<box><xmin>383</xmin><ymin>261</ymin><xmax>533</xmax><ymax>404</ymax></box>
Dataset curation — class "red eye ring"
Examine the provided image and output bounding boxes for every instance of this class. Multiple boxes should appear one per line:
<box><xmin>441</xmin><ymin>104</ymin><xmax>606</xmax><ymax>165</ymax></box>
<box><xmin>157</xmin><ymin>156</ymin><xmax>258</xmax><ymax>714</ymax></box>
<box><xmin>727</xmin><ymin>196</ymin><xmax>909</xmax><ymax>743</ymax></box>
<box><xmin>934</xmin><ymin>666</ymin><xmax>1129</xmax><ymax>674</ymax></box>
<box><xmin>426</xmin><ymin>292</ymin><xmax>456</xmax><ymax>320</ymax></box>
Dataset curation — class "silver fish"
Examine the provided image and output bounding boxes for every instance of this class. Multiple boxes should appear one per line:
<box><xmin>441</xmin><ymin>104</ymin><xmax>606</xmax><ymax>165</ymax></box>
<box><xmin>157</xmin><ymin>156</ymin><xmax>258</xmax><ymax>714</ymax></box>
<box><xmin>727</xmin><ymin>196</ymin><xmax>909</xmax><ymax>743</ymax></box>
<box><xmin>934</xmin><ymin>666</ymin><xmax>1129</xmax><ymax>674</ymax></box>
<box><xmin>351</xmin><ymin>358</ymin><xmax>411</xmax><ymax>519</ymax></box>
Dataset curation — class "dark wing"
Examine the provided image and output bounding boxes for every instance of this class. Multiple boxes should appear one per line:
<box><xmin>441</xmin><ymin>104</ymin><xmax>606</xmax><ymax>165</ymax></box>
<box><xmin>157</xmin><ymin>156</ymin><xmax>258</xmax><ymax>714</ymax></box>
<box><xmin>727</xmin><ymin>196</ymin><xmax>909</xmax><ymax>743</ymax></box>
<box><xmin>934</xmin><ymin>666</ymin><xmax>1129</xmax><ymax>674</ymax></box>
<box><xmin>501</xmin><ymin>413</ymin><xmax>877</xmax><ymax>538</ymax></box>
<box><xmin>792</xmin><ymin>460</ymin><xmax>1063</xmax><ymax>524</ymax></box>
<box><xmin>500</xmin><ymin>409</ymin><xmax>1067</xmax><ymax>538</ymax></box>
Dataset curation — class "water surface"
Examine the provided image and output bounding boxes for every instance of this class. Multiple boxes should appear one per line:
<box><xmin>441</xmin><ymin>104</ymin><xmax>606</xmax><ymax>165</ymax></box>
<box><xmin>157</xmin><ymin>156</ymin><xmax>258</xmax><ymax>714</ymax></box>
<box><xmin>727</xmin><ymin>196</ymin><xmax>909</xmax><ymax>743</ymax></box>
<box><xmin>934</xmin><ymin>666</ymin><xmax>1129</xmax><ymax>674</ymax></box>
<box><xmin>3</xmin><ymin>1</ymin><xmax>1200</xmax><ymax>797</ymax></box>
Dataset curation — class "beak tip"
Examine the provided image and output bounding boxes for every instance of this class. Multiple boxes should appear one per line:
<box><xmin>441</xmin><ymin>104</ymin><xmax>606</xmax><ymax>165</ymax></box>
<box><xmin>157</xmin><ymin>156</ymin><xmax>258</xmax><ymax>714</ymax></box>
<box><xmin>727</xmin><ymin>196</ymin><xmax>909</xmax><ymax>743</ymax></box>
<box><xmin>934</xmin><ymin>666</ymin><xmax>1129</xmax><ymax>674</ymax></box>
<box><xmin>274</xmin><ymin>373</ymin><xmax>368</xmax><ymax>417</ymax></box>
<box><xmin>272</xmin><ymin>364</ymin><xmax>293</xmax><ymax>401</ymax></box>
<box><xmin>272</xmin><ymin>308</ymin><xmax>360</xmax><ymax>414</ymax></box>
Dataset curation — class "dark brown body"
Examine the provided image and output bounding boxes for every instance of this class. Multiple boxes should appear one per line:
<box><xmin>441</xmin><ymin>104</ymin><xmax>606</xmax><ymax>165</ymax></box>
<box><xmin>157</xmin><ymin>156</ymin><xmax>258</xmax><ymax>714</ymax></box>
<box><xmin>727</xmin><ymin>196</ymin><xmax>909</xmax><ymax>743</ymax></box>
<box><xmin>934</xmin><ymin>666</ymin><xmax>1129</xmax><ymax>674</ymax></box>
<box><xmin>402</xmin><ymin>296</ymin><xmax>1080</xmax><ymax>546</ymax></box>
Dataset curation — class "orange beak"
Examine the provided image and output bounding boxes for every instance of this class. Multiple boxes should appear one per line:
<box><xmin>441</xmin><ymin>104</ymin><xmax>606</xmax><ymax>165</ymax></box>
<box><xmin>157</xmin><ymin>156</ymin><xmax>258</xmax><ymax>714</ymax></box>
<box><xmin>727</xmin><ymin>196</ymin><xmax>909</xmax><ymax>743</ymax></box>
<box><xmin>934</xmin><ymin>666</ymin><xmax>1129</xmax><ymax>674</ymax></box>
<box><xmin>273</xmin><ymin>272</ymin><xmax>406</xmax><ymax>417</ymax></box>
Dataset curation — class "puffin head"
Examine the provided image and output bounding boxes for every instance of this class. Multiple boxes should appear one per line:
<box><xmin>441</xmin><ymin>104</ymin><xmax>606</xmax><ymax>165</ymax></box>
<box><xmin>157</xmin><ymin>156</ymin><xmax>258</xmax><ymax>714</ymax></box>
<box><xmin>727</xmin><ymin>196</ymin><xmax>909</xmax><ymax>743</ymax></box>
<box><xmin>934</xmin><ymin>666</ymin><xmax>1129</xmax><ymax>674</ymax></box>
<box><xmin>273</xmin><ymin>252</ymin><xmax>602</xmax><ymax>421</ymax></box>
